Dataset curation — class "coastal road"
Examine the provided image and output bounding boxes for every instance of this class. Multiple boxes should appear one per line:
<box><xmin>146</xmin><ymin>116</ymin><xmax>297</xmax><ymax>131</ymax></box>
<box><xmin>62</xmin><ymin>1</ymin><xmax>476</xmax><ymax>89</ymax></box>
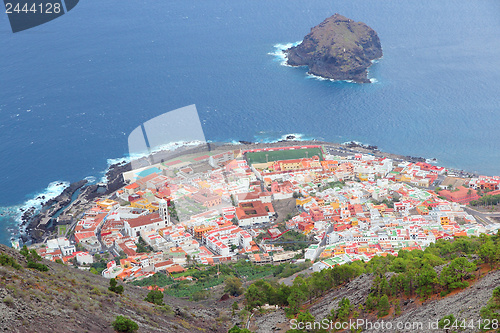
<box><xmin>464</xmin><ymin>207</ymin><xmax>500</xmax><ymax>226</ymax></box>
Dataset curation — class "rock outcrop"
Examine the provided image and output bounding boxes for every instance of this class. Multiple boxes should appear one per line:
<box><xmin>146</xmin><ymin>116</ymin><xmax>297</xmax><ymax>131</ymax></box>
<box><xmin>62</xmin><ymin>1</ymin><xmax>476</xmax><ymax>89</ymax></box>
<box><xmin>286</xmin><ymin>14</ymin><xmax>382</xmax><ymax>83</ymax></box>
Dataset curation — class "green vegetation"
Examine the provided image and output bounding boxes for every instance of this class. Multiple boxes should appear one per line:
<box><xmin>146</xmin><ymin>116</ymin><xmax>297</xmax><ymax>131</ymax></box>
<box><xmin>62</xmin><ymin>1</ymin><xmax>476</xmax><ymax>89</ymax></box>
<box><xmin>144</xmin><ymin>289</ymin><xmax>164</xmax><ymax>305</ymax></box>
<box><xmin>2</xmin><ymin>295</ymin><xmax>14</xmax><ymax>306</ymax></box>
<box><xmin>0</xmin><ymin>253</ymin><xmax>21</xmax><ymax>270</ymax></box>
<box><xmin>228</xmin><ymin>325</ymin><xmax>252</xmax><ymax>333</ymax></box>
<box><xmin>130</xmin><ymin>272</ymin><xmax>174</xmax><ymax>288</ymax></box>
<box><xmin>109</xmin><ymin>278</ymin><xmax>124</xmax><ymax>294</ymax></box>
<box><xmin>439</xmin><ymin>257</ymin><xmax>475</xmax><ymax>290</ymax></box>
<box><xmin>246</xmin><ymin>148</ymin><xmax>324</xmax><ymax>165</ymax></box>
<box><xmin>377</xmin><ymin>294</ymin><xmax>390</xmax><ymax>317</ymax></box>
<box><xmin>57</xmin><ymin>224</ymin><xmax>67</xmax><ymax>236</ymax></box>
<box><xmin>176</xmin><ymin>197</ymin><xmax>207</xmax><ymax>220</ymax></box>
<box><xmin>27</xmin><ymin>261</ymin><xmax>49</xmax><ymax>271</ymax></box>
<box><xmin>437</xmin><ymin>314</ymin><xmax>456</xmax><ymax>330</ymax></box>
<box><xmin>111</xmin><ymin>315</ymin><xmax>138</xmax><ymax>332</ymax></box>
<box><xmin>130</xmin><ymin>260</ymin><xmax>311</xmax><ymax>300</ymax></box>
<box><xmin>295</xmin><ymin>310</ymin><xmax>316</xmax><ymax>331</ymax></box>
<box><xmin>90</xmin><ymin>261</ymin><xmax>107</xmax><ymax>275</ymax></box>
<box><xmin>324</xmin><ymin>181</ymin><xmax>345</xmax><ymax>190</ymax></box>
<box><xmin>191</xmin><ymin>290</ymin><xmax>210</xmax><ymax>301</ymax></box>
<box><xmin>224</xmin><ymin>276</ymin><xmax>244</xmax><ymax>296</ymax></box>
<box><xmin>135</xmin><ymin>236</ymin><xmax>153</xmax><ymax>253</ymax></box>
<box><xmin>20</xmin><ymin>245</ymin><xmax>48</xmax><ymax>272</ymax></box>
<box><xmin>269</xmin><ymin>230</ymin><xmax>311</xmax><ymax>251</ymax></box>
<box><xmin>327</xmin><ymin>297</ymin><xmax>352</xmax><ymax>323</ymax></box>
<box><xmin>243</xmin><ymin>235</ymin><xmax>498</xmax><ymax>318</ymax></box>
<box><xmin>470</xmin><ymin>194</ymin><xmax>500</xmax><ymax>207</ymax></box>
<box><xmin>168</xmin><ymin>202</ymin><xmax>178</xmax><ymax>221</ymax></box>
<box><xmin>373</xmin><ymin>197</ymin><xmax>399</xmax><ymax>209</ymax></box>
<box><xmin>480</xmin><ymin>286</ymin><xmax>500</xmax><ymax>328</ymax></box>
<box><xmin>0</xmin><ymin>245</ymin><xmax>216</xmax><ymax>331</ymax></box>
<box><xmin>232</xmin><ymin>301</ymin><xmax>239</xmax><ymax>316</ymax></box>
<box><xmin>272</xmin><ymin>261</ymin><xmax>312</xmax><ymax>278</ymax></box>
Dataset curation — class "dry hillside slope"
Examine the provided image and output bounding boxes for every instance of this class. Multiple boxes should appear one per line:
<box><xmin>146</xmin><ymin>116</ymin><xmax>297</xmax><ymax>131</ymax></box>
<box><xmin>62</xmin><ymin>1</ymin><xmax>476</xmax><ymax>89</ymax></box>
<box><xmin>0</xmin><ymin>244</ymin><xmax>230</xmax><ymax>333</ymax></box>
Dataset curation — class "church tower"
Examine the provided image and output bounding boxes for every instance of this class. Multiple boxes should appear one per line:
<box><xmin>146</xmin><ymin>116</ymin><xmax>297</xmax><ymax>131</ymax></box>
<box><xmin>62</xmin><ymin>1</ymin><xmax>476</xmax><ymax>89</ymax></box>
<box><xmin>159</xmin><ymin>199</ymin><xmax>171</xmax><ymax>226</ymax></box>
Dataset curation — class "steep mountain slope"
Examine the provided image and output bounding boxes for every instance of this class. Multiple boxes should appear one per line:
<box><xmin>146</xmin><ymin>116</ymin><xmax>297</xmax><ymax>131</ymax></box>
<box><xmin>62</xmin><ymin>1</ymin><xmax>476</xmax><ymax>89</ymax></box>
<box><xmin>250</xmin><ymin>269</ymin><xmax>500</xmax><ymax>333</ymax></box>
<box><xmin>0</xmin><ymin>244</ymin><xmax>230</xmax><ymax>333</ymax></box>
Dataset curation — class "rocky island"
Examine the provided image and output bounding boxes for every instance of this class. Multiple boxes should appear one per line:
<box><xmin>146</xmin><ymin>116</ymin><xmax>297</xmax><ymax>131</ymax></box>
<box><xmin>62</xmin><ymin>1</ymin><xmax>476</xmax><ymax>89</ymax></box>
<box><xmin>286</xmin><ymin>13</ymin><xmax>382</xmax><ymax>83</ymax></box>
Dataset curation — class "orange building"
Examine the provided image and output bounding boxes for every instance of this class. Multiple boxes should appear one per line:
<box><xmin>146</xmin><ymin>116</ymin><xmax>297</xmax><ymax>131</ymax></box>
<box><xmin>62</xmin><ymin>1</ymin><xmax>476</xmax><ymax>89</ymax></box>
<box><xmin>193</xmin><ymin>225</ymin><xmax>215</xmax><ymax>239</ymax></box>
<box><xmin>438</xmin><ymin>186</ymin><xmax>480</xmax><ymax>204</ymax></box>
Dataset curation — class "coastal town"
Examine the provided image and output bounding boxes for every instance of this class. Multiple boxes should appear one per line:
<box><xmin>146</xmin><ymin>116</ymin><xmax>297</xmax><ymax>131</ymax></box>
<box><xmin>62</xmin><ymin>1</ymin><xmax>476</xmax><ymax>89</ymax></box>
<box><xmin>28</xmin><ymin>142</ymin><xmax>500</xmax><ymax>287</ymax></box>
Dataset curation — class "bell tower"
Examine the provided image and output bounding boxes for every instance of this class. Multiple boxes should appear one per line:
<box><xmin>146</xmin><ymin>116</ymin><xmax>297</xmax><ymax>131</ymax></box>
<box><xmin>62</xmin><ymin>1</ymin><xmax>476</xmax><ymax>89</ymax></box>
<box><xmin>159</xmin><ymin>199</ymin><xmax>171</xmax><ymax>226</ymax></box>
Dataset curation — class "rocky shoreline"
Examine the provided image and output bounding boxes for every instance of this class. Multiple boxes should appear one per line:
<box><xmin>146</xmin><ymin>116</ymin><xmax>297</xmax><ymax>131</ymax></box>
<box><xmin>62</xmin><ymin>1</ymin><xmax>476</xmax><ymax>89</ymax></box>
<box><xmin>20</xmin><ymin>180</ymin><xmax>87</xmax><ymax>243</ymax></box>
<box><xmin>23</xmin><ymin>160</ymin><xmax>132</xmax><ymax>244</ymax></box>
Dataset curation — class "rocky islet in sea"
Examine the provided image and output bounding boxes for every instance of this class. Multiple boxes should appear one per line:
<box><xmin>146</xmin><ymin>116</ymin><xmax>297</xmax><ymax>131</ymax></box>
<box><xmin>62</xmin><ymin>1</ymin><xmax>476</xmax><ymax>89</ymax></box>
<box><xmin>286</xmin><ymin>13</ymin><xmax>383</xmax><ymax>83</ymax></box>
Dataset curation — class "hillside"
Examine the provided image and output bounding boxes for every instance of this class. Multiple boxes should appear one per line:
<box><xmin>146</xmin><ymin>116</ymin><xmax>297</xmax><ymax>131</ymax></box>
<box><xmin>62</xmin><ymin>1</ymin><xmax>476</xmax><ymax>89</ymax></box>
<box><xmin>250</xmin><ymin>270</ymin><xmax>500</xmax><ymax>332</ymax></box>
<box><xmin>243</xmin><ymin>235</ymin><xmax>500</xmax><ymax>332</ymax></box>
<box><xmin>0</xmin><ymin>244</ymin><xmax>231</xmax><ymax>333</ymax></box>
<box><xmin>286</xmin><ymin>14</ymin><xmax>382</xmax><ymax>83</ymax></box>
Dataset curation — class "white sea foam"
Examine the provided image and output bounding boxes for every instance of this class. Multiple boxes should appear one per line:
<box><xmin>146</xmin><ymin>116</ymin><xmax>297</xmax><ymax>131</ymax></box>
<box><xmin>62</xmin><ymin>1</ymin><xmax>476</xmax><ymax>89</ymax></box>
<box><xmin>0</xmin><ymin>181</ymin><xmax>70</xmax><ymax>243</ymax></box>
<box><xmin>306</xmin><ymin>72</ymin><xmax>358</xmax><ymax>84</ymax></box>
<box><xmin>343</xmin><ymin>140</ymin><xmax>360</xmax><ymax>145</ymax></box>
<box><xmin>367</xmin><ymin>57</ymin><xmax>382</xmax><ymax>84</ymax></box>
<box><xmin>306</xmin><ymin>73</ymin><xmax>328</xmax><ymax>81</ymax></box>
<box><xmin>268</xmin><ymin>41</ymin><xmax>302</xmax><ymax>66</ymax></box>
<box><xmin>84</xmin><ymin>176</ymin><xmax>97</xmax><ymax>184</ymax></box>
<box><xmin>255</xmin><ymin>133</ymin><xmax>317</xmax><ymax>144</ymax></box>
<box><xmin>273</xmin><ymin>41</ymin><xmax>382</xmax><ymax>84</ymax></box>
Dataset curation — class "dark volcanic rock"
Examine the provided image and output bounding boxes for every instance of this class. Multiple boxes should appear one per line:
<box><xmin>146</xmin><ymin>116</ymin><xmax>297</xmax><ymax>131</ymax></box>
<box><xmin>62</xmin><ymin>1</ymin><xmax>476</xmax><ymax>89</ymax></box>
<box><xmin>105</xmin><ymin>161</ymin><xmax>131</xmax><ymax>193</ymax></box>
<box><xmin>26</xmin><ymin>180</ymin><xmax>88</xmax><ymax>242</ymax></box>
<box><xmin>26</xmin><ymin>161</ymin><xmax>130</xmax><ymax>243</ymax></box>
<box><xmin>286</xmin><ymin>13</ymin><xmax>382</xmax><ymax>83</ymax></box>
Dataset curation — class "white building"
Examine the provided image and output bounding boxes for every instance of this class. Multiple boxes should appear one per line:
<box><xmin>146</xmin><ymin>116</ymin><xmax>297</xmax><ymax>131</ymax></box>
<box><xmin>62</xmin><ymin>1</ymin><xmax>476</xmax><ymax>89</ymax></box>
<box><xmin>46</xmin><ymin>237</ymin><xmax>76</xmax><ymax>257</ymax></box>
<box><xmin>75</xmin><ymin>252</ymin><xmax>93</xmax><ymax>265</ymax></box>
<box><xmin>124</xmin><ymin>213</ymin><xmax>166</xmax><ymax>237</ymax></box>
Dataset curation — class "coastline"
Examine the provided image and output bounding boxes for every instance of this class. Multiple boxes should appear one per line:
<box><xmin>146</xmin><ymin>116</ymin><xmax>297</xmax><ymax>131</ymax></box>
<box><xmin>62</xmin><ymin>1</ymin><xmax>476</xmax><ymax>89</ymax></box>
<box><xmin>271</xmin><ymin>41</ymin><xmax>380</xmax><ymax>84</ymax></box>
<box><xmin>18</xmin><ymin>137</ymin><xmax>478</xmax><ymax>246</ymax></box>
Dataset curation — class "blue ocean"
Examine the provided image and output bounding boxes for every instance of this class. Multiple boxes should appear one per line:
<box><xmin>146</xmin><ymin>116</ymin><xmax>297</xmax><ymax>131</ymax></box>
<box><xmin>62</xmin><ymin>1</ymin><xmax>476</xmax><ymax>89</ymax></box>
<box><xmin>1</xmin><ymin>0</ymin><xmax>500</xmax><ymax>245</ymax></box>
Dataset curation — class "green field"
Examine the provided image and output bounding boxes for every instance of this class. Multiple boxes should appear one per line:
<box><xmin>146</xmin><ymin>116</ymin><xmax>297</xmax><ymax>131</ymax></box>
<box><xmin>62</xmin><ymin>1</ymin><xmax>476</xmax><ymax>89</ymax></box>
<box><xmin>246</xmin><ymin>147</ymin><xmax>324</xmax><ymax>165</ymax></box>
<box><xmin>130</xmin><ymin>260</ymin><xmax>311</xmax><ymax>300</ymax></box>
<box><xmin>57</xmin><ymin>224</ymin><xmax>67</xmax><ymax>237</ymax></box>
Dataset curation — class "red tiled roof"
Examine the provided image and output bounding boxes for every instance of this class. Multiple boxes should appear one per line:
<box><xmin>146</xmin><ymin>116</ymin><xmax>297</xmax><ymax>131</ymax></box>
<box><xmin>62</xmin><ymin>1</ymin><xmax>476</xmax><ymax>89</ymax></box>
<box><xmin>154</xmin><ymin>260</ymin><xmax>174</xmax><ymax>268</ymax></box>
<box><xmin>166</xmin><ymin>265</ymin><xmax>186</xmax><ymax>274</ymax></box>
<box><xmin>126</xmin><ymin>213</ymin><xmax>162</xmax><ymax>228</ymax></box>
<box><xmin>235</xmin><ymin>201</ymin><xmax>274</xmax><ymax>220</ymax></box>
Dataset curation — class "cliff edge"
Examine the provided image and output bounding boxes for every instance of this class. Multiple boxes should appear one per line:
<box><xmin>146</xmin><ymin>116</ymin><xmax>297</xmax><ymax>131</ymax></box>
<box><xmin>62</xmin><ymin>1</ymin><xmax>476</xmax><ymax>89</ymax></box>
<box><xmin>286</xmin><ymin>14</ymin><xmax>382</xmax><ymax>83</ymax></box>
